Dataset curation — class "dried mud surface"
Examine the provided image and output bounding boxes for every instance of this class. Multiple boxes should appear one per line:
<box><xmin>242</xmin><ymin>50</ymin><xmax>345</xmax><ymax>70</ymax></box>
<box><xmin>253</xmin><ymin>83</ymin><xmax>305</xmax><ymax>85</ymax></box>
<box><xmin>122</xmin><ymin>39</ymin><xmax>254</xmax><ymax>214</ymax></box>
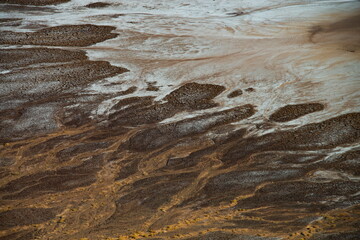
<box><xmin>0</xmin><ymin>1</ymin><xmax>359</xmax><ymax>240</ymax></box>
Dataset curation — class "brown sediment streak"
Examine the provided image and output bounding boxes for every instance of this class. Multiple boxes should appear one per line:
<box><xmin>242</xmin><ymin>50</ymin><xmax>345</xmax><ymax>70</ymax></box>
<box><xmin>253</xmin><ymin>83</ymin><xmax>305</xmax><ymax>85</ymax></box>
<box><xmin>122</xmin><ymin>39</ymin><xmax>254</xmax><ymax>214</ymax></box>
<box><xmin>269</xmin><ymin>103</ymin><xmax>325</xmax><ymax>122</ymax></box>
<box><xmin>223</xmin><ymin>112</ymin><xmax>360</xmax><ymax>164</ymax></box>
<box><xmin>125</xmin><ymin>104</ymin><xmax>255</xmax><ymax>152</ymax></box>
<box><xmin>0</xmin><ymin>18</ymin><xmax>22</xmax><ymax>28</ymax></box>
<box><xmin>227</xmin><ymin>89</ymin><xmax>243</xmax><ymax>98</ymax></box>
<box><xmin>108</xmin><ymin>82</ymin><xmax>226</xmax><ymax>127</ymax></box>
<box><xmin>0</xmin><ymin>18</ymin><xmax>21</xmax><ymax>23</ymax></box>
<box><xmin>0</xmin><ymin>207</ymin><xmax>58</xmax><ymax>230</ymax></box>
<box><xmin>0</xmin><ymin>48</ymin><xmax>88</xmax><ymax>70</ymax></box>
<box><xmin>0</xmin><ymin>25</ymin><xmax>118</xmax><ymax>47</ymax></box>
<box><xmin>0</xmin><ymin>155</ymin><xmax>104</xmax><ymax>200</ymax></box>
<box><xmin>0</xmin><ymin>0</ymin><xmax>69</xmax><ymax>5</ymax></box>
<box><xmin>2</xmin><ymin>61</ymin><xmax>125</xmax><ymax>97</ymax></box>
<box><xmin>85</xmin><ymin>2</ymin><xmax>111</xmax><ymax>9</ymax></box>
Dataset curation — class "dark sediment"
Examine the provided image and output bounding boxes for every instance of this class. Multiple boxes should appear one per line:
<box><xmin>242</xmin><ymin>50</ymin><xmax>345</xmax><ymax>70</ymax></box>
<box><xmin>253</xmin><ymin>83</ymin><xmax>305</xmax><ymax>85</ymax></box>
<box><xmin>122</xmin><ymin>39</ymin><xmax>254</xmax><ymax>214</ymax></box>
<box><xmin>110</xmin><ymin>96</ymin><xmax>155</xmax><ymax>112</ymax></box>
<box><xmin>0</xmin><ymin>155</ymin><xmax>104</xmax><ymax>200</ymax></box>
<box><xmin>2</xmin><ymin>61</ymin><xmax>126</xmax><ymax>99</ymax></box>
<box><xmin>0</xmin><ymin>208</ymin><xmax>58</xmax><ymax>230</ymax></box>
<box><xmin>223</xmin><ymin>112</ymin><xmax>360</xmax><ymax>164</ymax></box>
<box><xmin>164</xmin><ymin>82</ymin><xmax>225</xmax><ymax>106</ymax></box>
<box><xmin>0</xmin><ymin>18</ymin><xmax>21</xmax><ymax>27</ymax></box>
<box><xmin>176</xmin><ymin>112</ymin><xmax>359</xmax><ymax>221</ymax></box>
<box><xmin>184</xmin><ymin>232</ymin><xmax>277</xmax><ymax>240</ymax></box>
<box><xmin>269</xmin><ymin>103</ymin><xmax>325</xmax><ymax>122</ymax></box>
<box><xmin>0</xmin><ymin>230</ymin><xmax>39</xmax><ymax>240</ymax></box>
<box><xmin>0</xmin><ymin>24</ymin><xmax>118</xmax><ymax>47</ymax></box>
<box><xmin>0</xmin><ymin>18</ymin><xmax>21</xmax><ymax>23</ymax></box>
<box><xmin>85</xmin><ymin>2</ymin><xmax>111</xmax><ymax>8</ymax></box>
<box><xmin>182</xmin><ymin>168</ymin><xmax>304</xmax><ymax>207</ymax></box>
<box><xmin>0</xmin><ymin>47</ymin><xmax>128</xmax><ymax>141</ymax></box>
<box><xmin>125</xmin><ymin>104</ymin><xmax>255</xmax><ymax>152</ymax></box>
<box><xmin>55</xmin><ymin>142</ymin><xmax>111</xmax><ymax>162</ymax></box>
<box><xmin>0</xmin><ymin>48</ymin><xmax>87</xmax><ymax>70</ymax></box>
<box><xmin>0</xmin><ymin>0</ymin><xmax>69</xmax><ymax>5</ymax></box>
<box><xmin>309</xmin><ymin>231</ymin><xmax>360</xmax><ymax>240</ymax></box>
<box><xmin>118</xmin><ymin>86</ymin><xmax>137</xmax><ymax>95</ymax></box>
<box><xmin>23</xmin><ymin>133</ymin><xmax>87</xmax><ymax>156</ymax></box>
<box><xmin>319</xmin><ymin>150</ymin><xmax>360</xmax><ymax>176</ymax></box>
<box><xmin>0</xmin><ymin>157</ymin><xmax>14</xmax><ymax>167</ymax></box>
<box><xmin>227</xmin><ymin>89</ymin><xmax>243</xmax><ymax>98</ymax></box>
<box><xmin>109</xmin><ymin>82</ymin><xmax>226</xmax><ymax>127</ymax></box>
<box><xmin>237</xmin><ymin>181</ymin><xmax>360</xmax><ymax>211</ymax></box>
<box><xmin>146</xmin><ymin>85</ymin><xmax>160</xmax><ymax>91</ymax></box>
<box><xmin>164</xmin><ymin>145</ymin><xmax>218</xmax><ymax>170</ymax></box>
<box><xmin>245</xmin><ymin>87</ymin><xmax>255</xmax><ymax>92</ymax></box>
<box><xmin>105</xmin><ymin>172</ymin><xmax>199</xmax><ymax>228</ymax></box>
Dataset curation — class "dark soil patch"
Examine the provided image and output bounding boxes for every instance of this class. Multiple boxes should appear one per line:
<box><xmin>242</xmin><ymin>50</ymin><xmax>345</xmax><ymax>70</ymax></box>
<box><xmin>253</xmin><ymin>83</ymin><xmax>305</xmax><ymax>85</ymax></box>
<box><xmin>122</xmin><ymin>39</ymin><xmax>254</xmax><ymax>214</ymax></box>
<box><xmin>164</xmin><ymin>82</ymin><xmax>225</xmax><ymax>106</ymax></box>
<box><xmin>0</xmin><ymin>18</ymin><xmax>21</xmax><ymax>23</ymax></box>
<box><xmin>247</xmin><ymin>152</ymin><xmax>325</xmax><ymax>168</ymax></box>
<box><xmin>223</xmin><ymin>112</ymin><xmax>360</xmax><ymax>164</ymax></box>
<box><xmin>125</xmin><ymin>104</ymin><xmax>255</xmax><ymax>152</ymax></box>
<box><xmin>183</xmin><ymin>168</ymin><xmax>303</xmax><ymax>207</ymax></box>
<box><xmin>109</xmin><ymin>83</ymin><xmax>226</xmax><ymax>127</ymax></box>
<box><xmin>0</xmin><ymin>18</ymin><xmax>21</xmax><ymax>27</ymax></box>
<box><xmin>309</xmin><ymin>231</ymin><xmax>360</xmax><ymax>240</ymax></box>
<box><xmin>115</xmin><ymin>158</ymin><xmax>142</xmax><ymax>181</ymax></box>
<box><xmin>245</xmin><ymin>87</ymin><xmax>255</xmax><ymax>92</ymax></box>
<box><xmin>85</xmin><ymin>2</ymin><xmax>111</xmax><ymax>8</ymax></box>
<box><xmin>109</xmin><ymin>102</ymin><xmax>179</xmax><ymax>126</ymax></box>
<box><xmin>1</xmin><ymin>155</ymin><xmax>104</xmax><ymax>199</ymax></box>
<box><xmin>146</xmin><ymin>85</ymin><xmax>160</xmax><ymax>91</ymax></box>
<box><xmin>105</xmin><ymin>172</ymin><xmax>198</xmax><ymax>228</ymax></box>
<box><xmin>0</xmin><ymin>207</ymin><xmax>58</xmax><ymax>230</ymax></box>
<box><xmin>85</xmin><ymin>127</ymin><xmax>129</xmax><ymax>141</ymax></box>
<box><xmin>317</xmin><ymin>149</ymin><xmax>360</xmax><ymax>176</ymax></box>
<box><xmin>0</xmin><ymin>49</ymin><xmax>128</xmax><ymax>141</ymax></box>
<box><xmin>164</xmin><ymin>146</ymin><xmax>217</xmax><ymax>170</ymax></box>
<box><xmin>0</xmin><ymin>0</ymin><xmax>69</xmax><ymax>5</ymax></box>
<box><xmin>227</xmin><ymin>89</ymin><xmax>243</xmax><ymax>98</ymax></box>
<box><xmin>237</xmin><ymin>181</ymin><xmax>360</xmax><ymax>211</ymax></box>
<box><xmin>0</xmin><ymin>48</ymin><xmax>87</xmax><ymax>70</ymax></box>
<box><xmin>56</xmin><ymin>142</ymin><xmax>111</xmax><ymax>162</ymax></box>
<box><xmin>0</xmin><ymin>230</ymin><xmax>39</xmax><ymax>240</ymax></box>
<box><xmin>0</xmin><ymin>24</ymin><xmax>118</xmax><ymax>47</ymax></box>
<box><xmin>23</xmin><ymin>134</ymin><xmax>85</xmax><ymax>156</ymax></box>
<box><xmin>269</xmin><ymin>103</ymin><xmax>325</xmax><ymax>122</ymax></box>
<box><xmin>0</xmin><ymin>157</ymin><xmax>14</xmax><ymax>167</ymax></box>
<box><xmin>184</xmin><ymin>231</ymin><xmax>275</xmax><ymax>240</ymax></box>
<box><xmin>1</xmin><ymin>61</ymin><xmax>127</xmax><ymax>99</ymax></box>
<box><xmin>119</xmin><ymin>86</ymin><xmax>137</xmax><ymax>95</ymax></box>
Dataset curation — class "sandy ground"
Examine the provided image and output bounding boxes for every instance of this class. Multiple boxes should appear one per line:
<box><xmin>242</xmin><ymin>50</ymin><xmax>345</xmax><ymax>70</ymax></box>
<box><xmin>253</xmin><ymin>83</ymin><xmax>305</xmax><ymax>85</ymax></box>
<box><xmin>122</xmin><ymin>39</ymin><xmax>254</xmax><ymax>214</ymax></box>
<box><xmin>0</xmin><ymin>1</ymin><xmax>360</xmax><ymax>240</ymax></box>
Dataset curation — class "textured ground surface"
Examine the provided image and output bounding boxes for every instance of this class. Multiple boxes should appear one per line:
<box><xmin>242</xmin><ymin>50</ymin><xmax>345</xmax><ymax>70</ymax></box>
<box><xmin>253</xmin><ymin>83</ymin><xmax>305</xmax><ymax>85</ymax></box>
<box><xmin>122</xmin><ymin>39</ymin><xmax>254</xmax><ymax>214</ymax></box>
<box><xmin>0</xmin><ymin>0</ymin><xmax>359</xmax><ymax>240</ymax></box>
